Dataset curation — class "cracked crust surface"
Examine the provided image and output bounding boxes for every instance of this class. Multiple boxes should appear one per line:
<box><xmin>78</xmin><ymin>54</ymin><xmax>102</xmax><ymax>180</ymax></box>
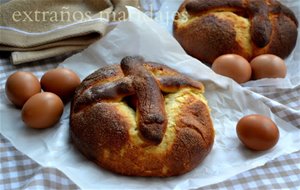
<box><xmin>70</xmin><ymin>56</ymin><xmax>214</xmax><ymax>177</ymax></box>
<box><xmin>173</xmin><ymin>0</ymin><xmax>298</xmax><ymax>64</ymax></box>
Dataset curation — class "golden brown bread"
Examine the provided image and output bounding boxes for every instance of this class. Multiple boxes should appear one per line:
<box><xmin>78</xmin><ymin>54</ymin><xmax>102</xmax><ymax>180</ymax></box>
<box><xmin>173</xmin><ymin>0</ymin><xmax>298</xmax><ymax>64</ymax></box>
<box><xmin>70</xmin><ymin>56</ymin><xmax>214</xmax><ymax>177</ymax></box>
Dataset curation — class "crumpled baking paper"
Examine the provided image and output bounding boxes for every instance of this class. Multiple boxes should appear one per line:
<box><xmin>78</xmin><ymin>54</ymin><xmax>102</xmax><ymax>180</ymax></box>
<box><xmin>1</xmin><ymin>6</ymin><xmax>300</xmax><ymax>190</ymax></box>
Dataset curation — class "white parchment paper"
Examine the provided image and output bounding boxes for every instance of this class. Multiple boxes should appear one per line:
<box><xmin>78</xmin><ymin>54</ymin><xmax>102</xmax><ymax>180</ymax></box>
<box><xmin>1</xmin><ymin>6</ymin><xmax>300</xmax><ymax>190</ymax></box>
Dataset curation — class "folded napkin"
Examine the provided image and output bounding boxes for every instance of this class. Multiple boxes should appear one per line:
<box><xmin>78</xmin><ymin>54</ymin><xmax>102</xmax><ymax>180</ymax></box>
<box><xmin>0</xmin><ymin>0</ymin><xmax>140</xmax><ymax>65</ymax></box>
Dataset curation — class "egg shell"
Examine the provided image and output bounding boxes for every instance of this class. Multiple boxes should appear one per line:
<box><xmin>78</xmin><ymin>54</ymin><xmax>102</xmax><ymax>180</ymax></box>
<box><xmin>236</xmin><ymin>114</ymin><xmax>279</xmax><ymax>151</ymax></box>
<box><xmin>41</xmin><ymin>68</ymin><xmax>81</xmax><ymax>102</ymax></box>
<box><xmin>5</xmin><ymin>71</ymin><xmax>41</xmax><ymax>108</ymax></box>
<box><xmin>250</xmin><ymin>54</ymin><xmax>287</xmax><ymax>79</ymax></box>
<box><xmin>22</xmin><ymin>92</ymin><xmax>64</xmax><ymax>129</ymax></box>
<box><xmin>212</xmin><ymin>54</ymin><xmax>252</xmax><ymax>84</ymax></box>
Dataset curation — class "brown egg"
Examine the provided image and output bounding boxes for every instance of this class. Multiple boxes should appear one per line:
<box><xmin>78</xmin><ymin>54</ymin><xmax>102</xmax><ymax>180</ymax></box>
<box><xmin>41</xmin><ymin>68</ymin><xmax>81</xmax><ymax>102</ymax></box>
<box><xmin>22</xmin><ymin>92</ymin><xmax>64</xmax><ymax>129</ymax></box>
<box><xmin>5</xmin><ymin>71</ymin><xmax>41</xmax><ymax>108</ymax></box>
<box><xmin>250</xmin><ymin>54</ymin><xmax>287</xmax><ymax>79</ymax></box>
<box><xmin>236</xmin><ymin>114</ymin><xmax>279</xmax><ymax>151</ymax></box>
<box><xmin>212</xmin><ymin>54</ymin><xmax>252</xmax><ymax>84</ymax></box>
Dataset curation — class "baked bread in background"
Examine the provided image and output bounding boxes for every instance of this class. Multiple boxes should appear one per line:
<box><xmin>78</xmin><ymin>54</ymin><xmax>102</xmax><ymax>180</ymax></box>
<box><xmin>173</xmin><ymin>0</ymin><xmax>298</xmax><ymax>64</ymax></box>
<box><xmin>70</xmin><ymin>56</ymin><xmax>215</xmax><ymax>177</ymax></box>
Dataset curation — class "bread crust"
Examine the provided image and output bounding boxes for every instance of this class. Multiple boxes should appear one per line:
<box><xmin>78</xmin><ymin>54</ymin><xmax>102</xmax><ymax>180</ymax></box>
<box><xmin>173</xmin><ymin>0</ymin><xmax>298</xmax><ymax>64</ymax></box>
<box><xmin>70</xmin><ymin>56</ymin><xmax>214</xmax><ymax>177</ymax></box>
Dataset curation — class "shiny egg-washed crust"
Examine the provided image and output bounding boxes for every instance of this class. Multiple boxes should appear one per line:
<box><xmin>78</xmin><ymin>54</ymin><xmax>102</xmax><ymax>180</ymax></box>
<box><xmin>70</xmin><ymin>56</ymin><xmax>214</xmax><ymax>177</ymax></box>
<box><xmin>173</xmin><ymin>0</ymin><xmax>298</xmax><ymax>64</ymax></box>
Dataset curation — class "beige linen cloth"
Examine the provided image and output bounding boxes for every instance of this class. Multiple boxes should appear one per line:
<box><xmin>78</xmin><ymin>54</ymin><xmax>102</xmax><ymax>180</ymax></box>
<box><xmin>0</xmin><ymin>0</ymin><xmax>139</xmax><ymax>64</ymax></box>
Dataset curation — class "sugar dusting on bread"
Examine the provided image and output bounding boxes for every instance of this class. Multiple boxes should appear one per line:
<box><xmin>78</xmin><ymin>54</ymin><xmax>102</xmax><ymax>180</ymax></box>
<box><xmin>70</xmin><ymin>57</ymin><xmax>214</xmax><ymax>177</ymax></box>
<box><xmin>173</xmin><ymin>0</ymin><xmax>298</xmax><ymax>64</ymax></box>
